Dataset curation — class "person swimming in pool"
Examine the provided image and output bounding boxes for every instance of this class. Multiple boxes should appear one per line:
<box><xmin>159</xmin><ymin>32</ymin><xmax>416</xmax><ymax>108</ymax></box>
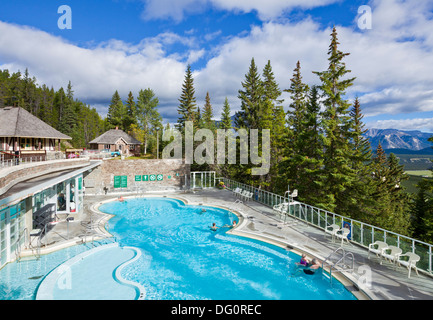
<box><xmin>210</xmin><ymin>223</ymin><xmax>218</xmax><ymax>231</ymax></box>
<box><xmin>303</xmin><ymin>258</ymin><xmax>320</xmax><ymax>275</ymax></box>
<box><xmin>295</xmin><ymin>254</ymin><xmax>309</xmax><ymax>267</ymax></box>
<box><xmin>222</xmin><ymin>220</ymin><xmax>237</xmax><ymax>228</ymax></box>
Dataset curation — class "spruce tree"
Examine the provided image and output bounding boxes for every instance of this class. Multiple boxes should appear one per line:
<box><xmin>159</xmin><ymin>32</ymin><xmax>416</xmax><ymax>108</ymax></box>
<box><xmin>202</xmin><ymin>92</ymin><xmax>216</xmax><ymax>132</ymax></box>
<box><xmin>313</xmin><ymin>26</ymin><xmax>356</xmax><ymax>213</ymax></box>
<box><xmin>176</xmin><ymin>65</ymin><xmax>197</xmax><ymax>132</ymax></box>
<box><xmin>219</xmin><ymin>97</ymin><xmax>232</xmax><ymax>130</ymax></box>
<box><xmin>136</xmin><ymin>88</ymin><xmax>162</xmax><ymax>155</ymax></box>
<box><xmin>107</xmin><ymin>90</ymin><xmax>127</xmax><ymax>130</ymax></box>
<box><xmin>236</xmin><ymin>58</ymin><xmax>263</xmax><ymax>130</ymax></box>
<box><xmin>342</xmin><ymin>97</ymin><xmax>374</xmax><ymax>220</ymax></box>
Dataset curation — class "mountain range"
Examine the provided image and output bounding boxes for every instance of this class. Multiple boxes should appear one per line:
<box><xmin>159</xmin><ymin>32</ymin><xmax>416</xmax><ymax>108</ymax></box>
<box><xmin>364</xmin><ymin>128</ymin><xmax>432</xmax><ymax>152</ymax></box>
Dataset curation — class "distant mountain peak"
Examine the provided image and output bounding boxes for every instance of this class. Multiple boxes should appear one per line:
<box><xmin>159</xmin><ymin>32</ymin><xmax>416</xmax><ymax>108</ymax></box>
<box><xmin>365</xmin><ymin>128</ymin><xmax>432</xmax><ymax>151</ymax></box>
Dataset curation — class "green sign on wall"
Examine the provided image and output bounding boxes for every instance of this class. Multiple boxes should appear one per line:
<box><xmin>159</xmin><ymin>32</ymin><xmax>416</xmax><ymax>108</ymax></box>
<box><xmin>135</xmin><ymin>175</ymin><xmax>142</xmax><ymax>182</ymax></box>
<box><xmin>114</xmin><ymin>175</ymin><xmax>128</xmax><ymax>188</ymax></box>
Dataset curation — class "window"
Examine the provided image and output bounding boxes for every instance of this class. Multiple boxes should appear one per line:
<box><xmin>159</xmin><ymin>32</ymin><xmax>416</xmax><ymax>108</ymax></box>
<box><xmin>57</xmin><ymin>182</ymin><xmax>66</xmax><ymax>211</ymax></box>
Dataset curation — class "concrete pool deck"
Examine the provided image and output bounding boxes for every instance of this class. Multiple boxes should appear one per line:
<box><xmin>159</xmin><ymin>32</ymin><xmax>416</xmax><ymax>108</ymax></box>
<box><xmin>33</xmin><ymin>188</ymin><xmax>433</xmax><ymax>300</ymax></box>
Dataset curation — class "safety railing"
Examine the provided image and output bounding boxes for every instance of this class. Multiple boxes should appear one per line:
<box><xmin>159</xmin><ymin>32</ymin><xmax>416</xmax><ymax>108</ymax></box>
<box><xmin>217</xmin><ymin>176</ymin><xmax>433</xmax><ymax>275</ymax></box>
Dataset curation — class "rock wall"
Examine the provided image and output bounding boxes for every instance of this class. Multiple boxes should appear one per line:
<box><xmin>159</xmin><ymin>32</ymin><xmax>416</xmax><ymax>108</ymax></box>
<box><xmin>83</xmin><ymin>159</ymin><xmax>190</xmax><ymax>194</ymax></box>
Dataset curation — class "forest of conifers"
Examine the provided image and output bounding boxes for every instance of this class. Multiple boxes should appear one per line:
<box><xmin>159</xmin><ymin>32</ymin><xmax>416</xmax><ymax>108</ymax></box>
<box><xmin>0</xmin><ymin>27</ymin><xmax>432</xmax><ymax>243</ymax></box>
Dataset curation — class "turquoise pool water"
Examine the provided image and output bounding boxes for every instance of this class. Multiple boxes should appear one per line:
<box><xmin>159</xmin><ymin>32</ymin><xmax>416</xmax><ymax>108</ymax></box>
<box><xmin>0</xmin><ymin>197</ymin><xmax>356</xmax><ymax>300</ymax></box>
<box><xmin>99</xmin><ymin>197</ymin><xmax>356</xmax><ymax>300</ymax></box>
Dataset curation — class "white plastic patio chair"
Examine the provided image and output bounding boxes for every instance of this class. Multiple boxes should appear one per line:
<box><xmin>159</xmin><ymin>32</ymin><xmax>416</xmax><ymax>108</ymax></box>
<box><xmin>397</xmin><ymin>252</ymin><xmax>420</xmax><ymax>278</ymax></box>
<box><xmin>239</xmin><ymin>190</ymin><xmax>248</xmax><ymax>200</ymax></box>
<box><xmin>236</xmin><ymin>189</ymin><xmax>244</xmax><ymax>198</ymax></box>
<box><xmin>273</xmin><ymin>202</ymin><xmax>288</xmax><ymax>218</ymax></box>
<box><xmin>368</xmin><ymin>241</ymin><xmax>388</xmax><ymax>260</ymax></box>
<box><xmin>289</xmin><ymin>189</ymin><xmax>298</xmax><ymax>202</ymax></box>
<box><xmin>232</xmin><ymin>187</ymin><xmax>240</xmax><ymax>195</ymax></box>
<box><xmin>325</xmin><ymin>224</ymin><xmax>340</xmax><ymax>241</ymax></box>
<box><xmin>335</xmin><ymin>227</ymin><xmax>350</xmax><ymax>246</ymax></box>
<box><xmin>245</xmin><ymin>192</ymin><xmax>253</xmax><ymax>201</ymax></box>
<box><xmin>381</xmin><ymin>245</ymin><xmax>402</xmax><ymax>266</ymax></box>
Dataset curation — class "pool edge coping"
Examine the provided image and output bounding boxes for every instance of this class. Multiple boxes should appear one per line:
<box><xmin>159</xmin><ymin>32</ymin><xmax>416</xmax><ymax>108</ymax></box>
<box><xmin>35</xmin><ymin>243</ymin><xmax>146</xmax><ymax>300</ymax></box>
<box><xmin>94</xmin><ymin>194</ymin><xmax>369</xmax><ymax>300</ymax></box>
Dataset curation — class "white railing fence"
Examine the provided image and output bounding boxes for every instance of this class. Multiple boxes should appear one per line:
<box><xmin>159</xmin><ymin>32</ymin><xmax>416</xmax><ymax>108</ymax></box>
<box><xmin>217</xmin><ymin>176</ymin><xmax>433</xmax><ymax>275</ymax></box>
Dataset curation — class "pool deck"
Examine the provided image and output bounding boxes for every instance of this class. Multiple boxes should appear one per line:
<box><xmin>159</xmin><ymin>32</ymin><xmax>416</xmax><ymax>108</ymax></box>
<box><xmin>38</xmin><ymin>188</ymin><xmax>433</xmax><ymax>300</ymax></box>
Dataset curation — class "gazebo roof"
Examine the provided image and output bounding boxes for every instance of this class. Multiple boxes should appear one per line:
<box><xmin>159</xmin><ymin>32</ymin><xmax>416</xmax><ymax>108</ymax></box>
<box><xmin>89</xmin><ymin>128</ymin><xmax>141</xmax><ymax>145</ymax></box>
<box><xmin>0</xmin><ymin>107</ymin><xmax>71</xmax><ymax>140</ymax></box>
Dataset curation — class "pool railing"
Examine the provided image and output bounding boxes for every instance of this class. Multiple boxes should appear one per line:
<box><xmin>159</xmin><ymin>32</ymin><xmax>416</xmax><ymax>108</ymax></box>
<box><xmin>216</xmin><ymin>176</ymin><xmax>433</xmax><ymax>276</ymax></box>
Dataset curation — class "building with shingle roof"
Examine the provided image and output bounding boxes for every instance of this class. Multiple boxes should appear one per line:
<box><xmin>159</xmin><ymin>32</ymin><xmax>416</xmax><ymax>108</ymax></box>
<box><xmin>0</xmin><ymin>107</ymin><xmax>71</xmax><ymax>157</ymax></box>
<box><xmin>89</xmin><ymin>127</ymin><xmax>141</xmax><ymax>156</ymax></box>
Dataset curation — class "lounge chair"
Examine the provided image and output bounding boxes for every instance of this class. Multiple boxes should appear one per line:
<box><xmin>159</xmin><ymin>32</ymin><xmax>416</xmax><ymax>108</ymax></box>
<box><xmin>325</xmin><ymin>224</ymin><xmax>340</xmax><ymax>241</ymax></box>
<box><xmin>368</xmin><ymin>241</ymin><xmax>388</xmax><ymax>260</ymax></box>
<box><xmin>232</xmin><ymin>187</ymin><xmax>240</xmax><ymax>195</ymax></box>
<box><xmin>397</xmin><ymin>252</ymin><xmax>420</xmax><ymax>278</ymax></box>
<box><xmin>381</xmin><ymin>245</ymin><xmax>402</xmax><ymax>266</ymax></box>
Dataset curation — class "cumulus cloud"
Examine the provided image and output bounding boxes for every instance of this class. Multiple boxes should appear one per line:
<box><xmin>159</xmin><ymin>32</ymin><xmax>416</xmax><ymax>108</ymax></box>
<box><xmin>140</xmin><ymin>0</ymin><xmax>340</xmax><ymax>21</ymax></box>
<box><xmin>1</xmin><ymin>0</ymin><xmax>433</xmax><ymax>126</ymax></box>
<box><xmin>365</xmin><ymin>118</ymin><xmax>433</xmax><ymax>133</ymax></box>
<box><xmin>0</xmin><ymin>21</ymin><xmax>187</xmax><ymax>118</ymax></box>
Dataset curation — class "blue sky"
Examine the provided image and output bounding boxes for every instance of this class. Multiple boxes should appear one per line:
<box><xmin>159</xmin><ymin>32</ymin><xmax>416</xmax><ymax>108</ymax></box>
<box><xmin>0</xmin><ymin>0</ymin><xmax>433</xmax><ymax>132</ymax></box>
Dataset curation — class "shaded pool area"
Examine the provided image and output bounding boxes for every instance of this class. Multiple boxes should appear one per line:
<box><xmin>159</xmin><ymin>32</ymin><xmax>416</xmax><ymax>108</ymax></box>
<box><xmin>36</xmin><ymin>243</ymin><xmax>144</xmax><ymax>300</ymax></box>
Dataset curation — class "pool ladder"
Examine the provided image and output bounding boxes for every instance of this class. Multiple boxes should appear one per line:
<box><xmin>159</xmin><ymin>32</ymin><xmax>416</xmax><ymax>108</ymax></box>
<box><xmin>322</xmin><ymin>247</ymin><xmax>355</xmax><ymax>285</ymax></box>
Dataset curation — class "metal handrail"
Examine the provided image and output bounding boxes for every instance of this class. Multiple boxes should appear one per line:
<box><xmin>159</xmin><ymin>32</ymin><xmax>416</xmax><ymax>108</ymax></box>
<box><xmin>217</xmin><ymin>176</ymin><xmax>433</xmax><ymax>275</ymax></box>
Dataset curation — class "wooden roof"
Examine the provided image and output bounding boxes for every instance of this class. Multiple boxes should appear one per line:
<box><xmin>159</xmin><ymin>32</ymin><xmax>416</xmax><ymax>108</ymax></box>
<box><xmin>89</xmin><ymin>128</ymin><xmax>141</xmax><ymax>145</ymax></box>
<box><xmin>0</xmin><ymin>107</ymin><xmax>72</xmax><ymax>140</ymax></box>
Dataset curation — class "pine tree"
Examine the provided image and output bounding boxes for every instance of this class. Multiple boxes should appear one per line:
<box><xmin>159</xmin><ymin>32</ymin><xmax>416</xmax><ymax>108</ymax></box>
<box><xmin>236</xmin><ymin>58</ymin><xmax>263</xmax><ymax>130</ymax></box>
<box><xmin>136</xmin><ymin>88</ymin><xmax>162</xmax><ymax>155</ymax></box>
<box><xmin>411</xmin><ymin>179</ymin><xmax>433</xmax><ymax>242</ymax></box>
<box><xmin>339</xmin><ymin>98</ymin><xmax>374</xmax><ymax>220</ymax></box>
<box><xmin>312</xmin><ymin>26</ymin><xmax>357</xmax><ymax>213</ymax></box>
<box><xmin>202</xmin><ymin>92</ymin><xmax>216</xmax><ymax>131</ymax></box>
<box><xmin>219</xmin><ymin>97</ymin><xmax>232</xmax><ymax>130</ymax></box>
<box><xmin>107</xmin><ymin>90</ymin><xmax>127</xmax><ymax>130</ymax></box>
<box><xmin>176</xmin><ymin>65</ymin><xmax>197</xmax><ymax>132</ymax></box>
<box><xmin>125</xmin><ymin>91</ymin><xmax>137</xmax><ymax>132</ymax></box>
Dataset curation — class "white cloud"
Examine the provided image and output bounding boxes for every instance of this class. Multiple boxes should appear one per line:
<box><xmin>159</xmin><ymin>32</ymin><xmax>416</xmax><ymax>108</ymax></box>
<box><xmin>1</xmin><ymin>0</ymin><xmax>433</xmax><ymax>125</ymax></box>
<box><xmin>365</xmin><ymin>118</ymin><xmax>433</xmax><ymax>133</ymax></box>
<box><xmin>141</xmin><ymin>0</ymin><xmax>340</xmax><ymax>21</ymax></box>
<box><xmin>0</xmin><ymin>21</ymin><xmax>187</xmax><ymax>119</ymax></box>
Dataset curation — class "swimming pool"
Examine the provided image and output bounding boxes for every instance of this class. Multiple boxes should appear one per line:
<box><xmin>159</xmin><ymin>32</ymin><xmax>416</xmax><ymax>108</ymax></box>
<box><xmin>98</xmin><ymin>197</ymin><xmax>356</xmax><ymax>300</ymax></box>
<box><xmin>0</xmin><ymin>197</ymin><xmax>356</xmax><ymax>300</ymax></box>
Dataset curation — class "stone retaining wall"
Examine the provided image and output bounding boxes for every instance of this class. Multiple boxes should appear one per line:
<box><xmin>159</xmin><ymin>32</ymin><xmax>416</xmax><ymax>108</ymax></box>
<box><xmin>83</xmin><ymin>159</ymin><xmax>190</xmax><ymax>195</ymax></box>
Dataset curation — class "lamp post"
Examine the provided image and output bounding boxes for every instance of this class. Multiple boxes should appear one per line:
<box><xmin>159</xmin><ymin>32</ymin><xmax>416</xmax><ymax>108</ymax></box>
<box><xmin>156</xmin><ymin>127</ymin><xmax>161</xmax><ymax>159</ymax></box>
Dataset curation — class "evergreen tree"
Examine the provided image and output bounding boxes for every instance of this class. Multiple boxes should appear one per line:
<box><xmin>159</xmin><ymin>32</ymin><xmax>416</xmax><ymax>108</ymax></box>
<box><xmin>58</xmin><ymin>81</ymin><xmax>77</xmax><ymax>137</ymax></box>
<box><xmin>312</xmin><ymin>26</ymin><xmax>357</xmax><ymax>213</ymax></box>
<box><xmin>236</xmin><ymin>58</ymin><xmax>263</xmax><ymax>130</ymax></box>
<box><xmin>125</xmin><ymin>91</ymin><xmax>137</xmax><ymax>132</ymax></box>
<box><xmin>107</xmin><ymin>90</ymin><xmax>127</xmax><ymax>130</ymax></box>
<box><xmin>219</xmin><ymin>97</ymin><xmax>232</xmax><ymax>130</ymax></box>
<box><xmin>342</xmin><ymin>97</ymin><xmax>374</xmax><ymax>220</ymax></box>
<box><xmin>202</xmin><ymin>92</ymin><xmax>216</xmax><ymax>131</ymax></box>
<box><xmin>136</xmin><ymin>88</ymin><xmax>162</xmax><ymax>155</ymax></box>
<box><xmin>176</xmin><ymin>65</ymin><xmax>197</xmax><ymax>132</ymax></box>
